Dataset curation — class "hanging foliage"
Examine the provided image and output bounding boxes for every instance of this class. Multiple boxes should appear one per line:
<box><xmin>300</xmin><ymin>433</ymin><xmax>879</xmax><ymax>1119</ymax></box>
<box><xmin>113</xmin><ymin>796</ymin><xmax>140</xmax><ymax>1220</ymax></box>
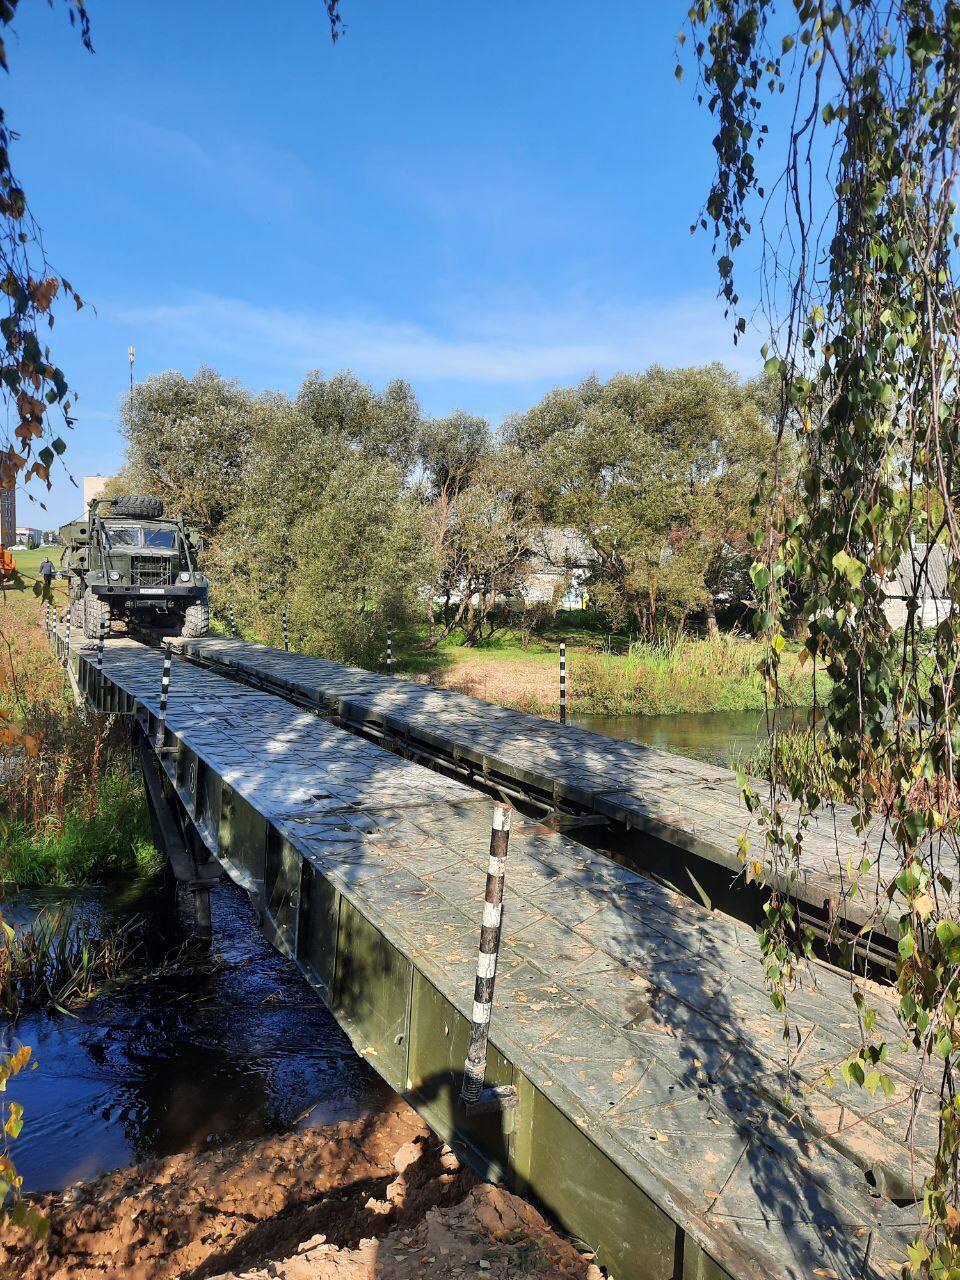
<box><xmin>685</xmin><ymin>2</ymin><xmax>960</xmax><ymax>1272</ymax></box>
<box><xmin>0</xmin><ymin>1</ymin><xmax>92</xmax><ymax>500</ymax></box>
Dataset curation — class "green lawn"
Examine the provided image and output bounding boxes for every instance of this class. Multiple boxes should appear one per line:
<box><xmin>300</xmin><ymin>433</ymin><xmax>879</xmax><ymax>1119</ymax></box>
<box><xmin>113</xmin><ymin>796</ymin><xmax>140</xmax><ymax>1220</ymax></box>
<box><xmin>7</xmin><ymin>544</ymin><xmax>58</xmax><ymax>592</ymax></box>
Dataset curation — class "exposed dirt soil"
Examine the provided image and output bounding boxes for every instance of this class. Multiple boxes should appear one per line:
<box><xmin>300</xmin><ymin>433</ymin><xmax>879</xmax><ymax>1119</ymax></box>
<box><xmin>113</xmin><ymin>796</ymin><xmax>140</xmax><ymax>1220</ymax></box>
<box><xmin>210</xmin><ymin>1183</ymin><xmax>603</xmax><ymax>1280</ymax></box>
<box><xmin>0</xmin><ymin>1098</ymin><xmax>601</xmax><ymax>1280</ymax></box>
<box><xmin>433</xmin><ymin>658</ymin><xmax>555</xmax><ymax>712</ymax></box>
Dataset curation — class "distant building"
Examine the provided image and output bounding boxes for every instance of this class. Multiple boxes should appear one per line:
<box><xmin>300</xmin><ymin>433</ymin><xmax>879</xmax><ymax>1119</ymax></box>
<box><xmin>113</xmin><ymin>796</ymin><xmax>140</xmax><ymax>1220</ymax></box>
<box><xmin>518</xmin><ymin>527</ymin><xmax>595</xmax><ymax>609</ymax></box>
<box><xmin>82</xmin><ymin>474</ymin><xmax>112</xmax><ymax>513</ymax></box>
<box><xmin>16</xmin><ymin>527</ymin><xmax>41</xmax><ymax>549</ymax></box>
<box><xmin>0</xmin><ymin>487</ymin><xmax>13</xmax><ymax>547</ymax></box>
<box><xmin>883</xmin><ymin>544</ymin><xmax>952</xmax><ymax>629</ymax></box>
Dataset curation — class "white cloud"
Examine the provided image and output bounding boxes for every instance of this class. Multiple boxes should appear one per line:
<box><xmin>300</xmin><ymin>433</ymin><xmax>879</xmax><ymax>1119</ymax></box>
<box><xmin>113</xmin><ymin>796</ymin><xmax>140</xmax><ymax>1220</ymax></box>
<box><xmin>118</xmin><ymin>117</ymin><xmax>317</xmax><ymax>212</ymax></box>
<box><xmin>115</xmin><ymin>290</ymin><xmax>761</xmax><ymax>391</ymax></box>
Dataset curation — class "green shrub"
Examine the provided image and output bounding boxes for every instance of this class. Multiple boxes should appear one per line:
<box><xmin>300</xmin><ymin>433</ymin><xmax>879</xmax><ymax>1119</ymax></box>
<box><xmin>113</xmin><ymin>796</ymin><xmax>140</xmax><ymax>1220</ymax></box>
<box><xmin>567</xmin><ymin>635</ymin><xmax>818</xmax><ymax>716</ymax></box>
<box><xmin>1</xmin><ymin>768</ymin><xmax>159</xmax><ymax>888</ymax></box>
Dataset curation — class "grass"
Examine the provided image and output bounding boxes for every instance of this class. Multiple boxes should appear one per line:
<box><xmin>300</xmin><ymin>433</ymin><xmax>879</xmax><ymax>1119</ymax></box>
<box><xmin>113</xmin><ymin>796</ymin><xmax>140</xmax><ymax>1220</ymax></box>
<box><xmin>218</xmin><ymin>596</ymin><xmax>820</xmax><ymax>719</ymax></box>
<box><xmin>0</xmin><ymin>552</ymin><xmax>160</xmax><ymax>887</ymax></box>
<box><xmin>402</xmin><ymin>621</ymin><xmax>821</xmax><ymax>718</ymax></box>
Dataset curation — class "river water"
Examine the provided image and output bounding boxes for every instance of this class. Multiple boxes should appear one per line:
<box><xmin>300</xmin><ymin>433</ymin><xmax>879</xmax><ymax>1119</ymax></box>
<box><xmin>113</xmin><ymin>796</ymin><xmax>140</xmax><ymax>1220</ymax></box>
<box><xmin>3</xmin><ymin>880</ymin><xmax>393</xmax><ymax>1193</ymax></box>
<box><xmin>575</xmin><ymin>707</ymin><xmax>803</xmax><ymax>769</ymax></box>
<box><xmin>6</xmin><ymin>707</ymin><xmax>790</xmax><ymax>1194</ymax></box>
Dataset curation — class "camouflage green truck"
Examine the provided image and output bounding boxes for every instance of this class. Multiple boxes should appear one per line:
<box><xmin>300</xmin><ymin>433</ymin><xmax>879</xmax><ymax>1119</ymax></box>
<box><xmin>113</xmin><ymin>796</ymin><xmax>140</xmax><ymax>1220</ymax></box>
<box><xmin>58</xmin><ymin>495</ymin><xmax>210</xmax><ymax>640</ymax></box>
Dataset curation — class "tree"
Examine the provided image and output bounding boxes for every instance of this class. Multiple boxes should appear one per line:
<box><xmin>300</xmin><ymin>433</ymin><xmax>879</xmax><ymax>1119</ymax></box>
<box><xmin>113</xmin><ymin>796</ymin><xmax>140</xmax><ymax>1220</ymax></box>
<box><xmin>0</xmin><ymin>2</ymin><xmax>90</xmax><ymax>511</ymax></box>
<box><xmin>504</xmin><ymin>364</ymin><xmax>773</xmax><ymax>637</ymax></box>
<box><xmin>418</xmin><ymin>410</ymin><xmax>491</xmax><ymax>499</ymax></box>
<box><xmin>286</xmin><ymin>452</ymin><xmax>432</xmax><ymax>665</ymax></box>
<box><xmin>428</xmin><ymin>443</ymin><xmax>538</xmax><ymax>645</ymax></box>
<box><xmin>686</xmin><ymin>4</ymin><xmax>960</xmax><ymax>1269</ymax></box>
<box><xmin>176</xmin><ymin>367</ymin><xmax>438</xmax><ymax>654</ymax></box>
<box><xmin>118</xmin><ymin>368</ymin><xmax>256</xmax><ymax>536</ymax></box>
<box><xmin>295</xmin><ymin>370</ymin><xmax>421</xmax><ymax>474</ymax></box>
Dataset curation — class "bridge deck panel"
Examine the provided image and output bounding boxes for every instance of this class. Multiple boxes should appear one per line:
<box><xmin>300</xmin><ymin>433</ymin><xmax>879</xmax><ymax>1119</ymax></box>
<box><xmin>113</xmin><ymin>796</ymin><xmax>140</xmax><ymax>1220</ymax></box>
<box><xmin>172</xmin><ymin>638</ymin><xmax>916</xmax><ymax>939</ymax></box>
<box><xmin>64</xmin><ymin>636</ymin><xmax>936</xmax><ymax>1278</ymax></box>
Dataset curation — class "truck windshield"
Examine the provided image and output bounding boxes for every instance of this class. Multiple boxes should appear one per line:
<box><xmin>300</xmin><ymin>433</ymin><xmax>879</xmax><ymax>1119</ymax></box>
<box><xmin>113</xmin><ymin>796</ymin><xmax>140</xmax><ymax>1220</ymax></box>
<box><xmin>102</xmin><ymin>523</ymin><xmax>178</xmax><ymax>549</ymax></box>
<box><xmin>102</xmin><ymin>523</ymin><xmax>140</xmax><ymax>547</ymax></box>
<box><xmin>143</xmin><ymin>528</ymin><xmax>177</xmax><ymax>548</ymax></box>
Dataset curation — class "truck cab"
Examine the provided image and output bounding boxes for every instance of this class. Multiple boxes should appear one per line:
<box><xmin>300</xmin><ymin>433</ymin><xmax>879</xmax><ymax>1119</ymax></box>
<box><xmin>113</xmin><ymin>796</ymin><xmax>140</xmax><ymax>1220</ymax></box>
<box><xmin>59</xmin><ymin>495</ymin><xmax>210</xmax><ymax>639</ymax></box>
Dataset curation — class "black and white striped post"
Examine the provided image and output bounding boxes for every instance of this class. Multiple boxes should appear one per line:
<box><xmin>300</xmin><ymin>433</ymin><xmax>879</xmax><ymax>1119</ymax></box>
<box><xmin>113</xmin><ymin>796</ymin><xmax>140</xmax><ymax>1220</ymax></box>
<box><xmin>559</xmin><ymin>641</ymin><xmax>567</xmax><ymax>725</ymax></box>
<box><xmin>95</xmin><ymin>612</ymin><xmax>106</xmax><ymax>711</ymax></box>
<box><xmin>52</xmin><ymin>606</ymin><xmax>58</xmax><ymax>659</ymax></box>
<box><xmin>282</xmin><ymin>604</ymin><xmax>289</xmax><ymax>652</ymax></box>
<box><xmin>387</xmin><ymin>625</ymin><xmax>393</xmax><ymax>675</ymax></box>
<box><xmin>45</xmin><ymin>601</ymin><xmax>51</xmax><ymax>635</ymax></box>
<box><xmin>228</xmin><ymin>605</ymin><xmax>237</xmax><ymax>638</ymax></box>
<box><xmin>64</xmin><ymin>608</ymin><xmax>71</xmax><ymax>668</ymax></box>
<box><xmin>461</xmin><ymin>803</ymin><xmax>511</xmax><ymax>1107</ymax></box>
<box><xmin>157</xmin><ymin>643</ymin><xmax>172</xmax><ymax>741</ymax></box>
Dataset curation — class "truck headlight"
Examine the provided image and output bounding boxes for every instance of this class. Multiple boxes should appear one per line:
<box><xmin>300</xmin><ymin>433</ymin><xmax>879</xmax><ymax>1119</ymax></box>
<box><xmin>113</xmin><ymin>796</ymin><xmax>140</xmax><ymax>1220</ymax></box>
<box><xmin>179</xmin><ymin>571</ymin><xmax>191</xmax><ymax>582</ymax></box>
<box><xmin>109</xmin><ymin>570</ymin><xmax>120</xmax><ymax>581</ymax></box>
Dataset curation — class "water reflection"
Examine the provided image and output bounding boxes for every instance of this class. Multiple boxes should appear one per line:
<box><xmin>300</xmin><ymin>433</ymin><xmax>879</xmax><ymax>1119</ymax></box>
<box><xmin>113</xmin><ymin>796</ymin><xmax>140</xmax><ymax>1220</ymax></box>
<box><xmin>2</xmin><ymin>880</ymin><xmax>393</xmax><ymax>1192</ymax></box>
<box><xmin>574</xmin><ymin>707</ymin><xmax>807</xmax><ymax>768</ymax></box>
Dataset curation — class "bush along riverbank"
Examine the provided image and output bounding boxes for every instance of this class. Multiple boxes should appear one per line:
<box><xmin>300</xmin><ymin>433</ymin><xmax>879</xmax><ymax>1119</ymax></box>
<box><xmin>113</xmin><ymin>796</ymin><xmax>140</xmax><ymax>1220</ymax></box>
<box><xmin>0</xmin><ymin>572</ymin><xmax>159</xmax><ymax>888</ymax></box>
<box><xmin>429</xmin><ymin>633</ymin><xmax>820</xmax><ymax>718</ymax></box>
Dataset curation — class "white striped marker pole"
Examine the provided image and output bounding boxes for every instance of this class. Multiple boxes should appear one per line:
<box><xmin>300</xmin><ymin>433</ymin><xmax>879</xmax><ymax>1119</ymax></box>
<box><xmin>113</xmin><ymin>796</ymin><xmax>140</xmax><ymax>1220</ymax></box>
<box><xmin>52</xmin><ymin>606</ymin><xmax>58</xmax><ymax>658</ymax></box>
<box><xmin>282</xmin><ymin>604</ymin><xmax>289</xmax><ymax>652</ymax></box>
<box><xmin>96</xmin><ymin>611</ymin><xmax>105</xmax><ymax>670</ymax></box>
<box><xmin>559</xmin><ymin>641</ymin><xmax>567</xmax><ymax>724</ymax></box>
<box><xmin>387</xmin><ymin>625</ymin><xmax>393</xmax><ymax>675</ymax></box>
<box><xmin>461</xmin><ymin>803</ymin><xmax>511</xmax><ymax>1106</ymax></box>
<box><xmin>157</xmin><ymin>643</ymin><xmax>172</xmax><ymax>738</ymax></box>
<box><xmin>228</xmin><ymin>605</ymin><xmax>237</xmax><ymax>637</ymax></box>
<box><xmin>64</xmin><ymin>608</ymin><xmax>71</xmax><ymax>667</ymax></box>
<box><xmin>45</xmin><ymin>601</ymin><xmax>51</xmax><ymax>634</ymax></box>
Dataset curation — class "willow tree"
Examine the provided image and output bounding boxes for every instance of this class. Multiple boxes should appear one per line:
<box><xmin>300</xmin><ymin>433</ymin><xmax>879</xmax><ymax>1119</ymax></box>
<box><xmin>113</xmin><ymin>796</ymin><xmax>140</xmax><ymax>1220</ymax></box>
<box><xmin>684</xmin><ymin>3</ymin><xmax>960</xmax><ymax>1271</ymax></box>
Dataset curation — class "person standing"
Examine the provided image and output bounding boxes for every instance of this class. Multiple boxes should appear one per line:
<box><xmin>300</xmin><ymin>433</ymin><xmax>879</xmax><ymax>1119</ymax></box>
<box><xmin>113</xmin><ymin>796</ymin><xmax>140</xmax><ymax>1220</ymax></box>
<box><xmin>39</xmin><ymin>554</ymin><xmax>55</xmax><ymax>597</ymax></box>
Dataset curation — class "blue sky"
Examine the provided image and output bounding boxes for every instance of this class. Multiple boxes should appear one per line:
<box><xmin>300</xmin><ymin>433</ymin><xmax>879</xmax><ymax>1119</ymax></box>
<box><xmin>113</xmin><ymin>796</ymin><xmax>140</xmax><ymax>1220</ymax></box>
<box><xmin>9</xmin><ymin>0</ymin><xmax>761</xmax><ymax>527</ymax></box>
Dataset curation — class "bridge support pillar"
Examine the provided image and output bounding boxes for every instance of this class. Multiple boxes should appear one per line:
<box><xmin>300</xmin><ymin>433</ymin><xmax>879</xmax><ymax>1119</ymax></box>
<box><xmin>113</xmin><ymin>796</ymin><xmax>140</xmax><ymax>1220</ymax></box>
<box><xmin>133</xmin><ymin>721</ymin><xmax>221</xmax><ymax>941</ymax></box>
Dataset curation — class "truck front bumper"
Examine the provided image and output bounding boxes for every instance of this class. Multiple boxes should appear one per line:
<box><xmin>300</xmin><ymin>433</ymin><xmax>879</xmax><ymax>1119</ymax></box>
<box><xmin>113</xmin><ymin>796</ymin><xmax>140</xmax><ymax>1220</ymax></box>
<box><xmin>92</xmin><ymin>584</ymin><xmax>206</xmax><ymax>603</ymax></box>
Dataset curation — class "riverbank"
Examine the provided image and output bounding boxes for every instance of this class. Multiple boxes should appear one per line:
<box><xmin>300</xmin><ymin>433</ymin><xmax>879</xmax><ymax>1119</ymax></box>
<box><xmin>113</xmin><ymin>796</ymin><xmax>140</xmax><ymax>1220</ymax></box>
<box><xmin>424</xmin><ymin>632</ymin><xmax>816</xmax><ymax>717</ymax></box>
<box><xmin>1</xmin><ymin>1097</ymin><xmax>601</xmax><ymax>1280</ymax></box>
<box><xmin>0</xmin><ymin>548</ymin><xmax>157</xmax><ymax>887</ymax></box>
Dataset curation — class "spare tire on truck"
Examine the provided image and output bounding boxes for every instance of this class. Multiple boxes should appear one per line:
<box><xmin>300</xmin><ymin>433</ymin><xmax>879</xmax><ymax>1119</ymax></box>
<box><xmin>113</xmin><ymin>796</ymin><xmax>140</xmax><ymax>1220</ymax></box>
<box><xmin>109</xmin><ymin>494</ymin><xmax>164</xmax><ymax>518</ymax></box>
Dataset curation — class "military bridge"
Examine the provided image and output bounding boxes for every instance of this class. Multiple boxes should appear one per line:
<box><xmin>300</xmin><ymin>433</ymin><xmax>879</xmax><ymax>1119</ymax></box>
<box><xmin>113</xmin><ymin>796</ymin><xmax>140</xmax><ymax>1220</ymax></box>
<box><xmin>52</xmin><ymin>625</ymin><xmax>930</xmax><ymax>1280</ymax></box>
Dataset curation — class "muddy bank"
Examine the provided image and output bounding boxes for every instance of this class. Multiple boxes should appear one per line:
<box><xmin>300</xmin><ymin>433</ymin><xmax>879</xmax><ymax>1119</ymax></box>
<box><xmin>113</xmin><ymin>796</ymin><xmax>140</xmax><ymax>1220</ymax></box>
<box><xmin>1</xmin><ymin>1098</ymin><xmax>602</xmax><ymax>1280</ymax></box>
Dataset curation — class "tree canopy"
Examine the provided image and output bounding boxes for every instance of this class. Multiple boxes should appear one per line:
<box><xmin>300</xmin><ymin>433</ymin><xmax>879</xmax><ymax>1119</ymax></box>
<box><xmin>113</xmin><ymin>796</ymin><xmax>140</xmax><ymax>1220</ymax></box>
<box><xmin>504</xmin><ymin>364</ymin><xmax>775</xmax><ymax>636</ymax></box>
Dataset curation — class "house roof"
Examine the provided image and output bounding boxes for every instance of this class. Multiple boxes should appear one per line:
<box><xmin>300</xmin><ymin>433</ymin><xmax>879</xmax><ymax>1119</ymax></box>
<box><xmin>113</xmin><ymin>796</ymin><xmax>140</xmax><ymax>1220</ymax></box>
<box><xmin>887</xmin><ymin>543</ymin><xmax>951</xmax><ymax>599</ymax></box>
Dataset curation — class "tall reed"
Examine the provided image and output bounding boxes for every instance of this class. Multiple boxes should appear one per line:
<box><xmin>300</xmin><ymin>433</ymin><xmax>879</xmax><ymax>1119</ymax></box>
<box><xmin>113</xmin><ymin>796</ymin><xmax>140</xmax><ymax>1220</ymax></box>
<box><xmin>0</xmin><ymin>584</ymin><xmax>158</xmax><ymax>885</ymax></box>
<box><xmin>0</xmin><ymin>904</ymin><xmax>145</xmax><ymax>1018</ymax></box>
<box><xmin>568</xmin><ymin>634</ymin><xmax>818</xmax><ymax>716</ymax></box>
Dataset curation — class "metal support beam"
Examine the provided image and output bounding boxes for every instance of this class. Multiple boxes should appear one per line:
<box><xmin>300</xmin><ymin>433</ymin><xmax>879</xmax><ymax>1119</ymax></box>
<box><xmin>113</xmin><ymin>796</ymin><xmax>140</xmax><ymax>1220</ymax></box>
<box><xmin>134</xmin><ymin>721</ymin><xmax>220</xmax><ymax>938</ymax></box>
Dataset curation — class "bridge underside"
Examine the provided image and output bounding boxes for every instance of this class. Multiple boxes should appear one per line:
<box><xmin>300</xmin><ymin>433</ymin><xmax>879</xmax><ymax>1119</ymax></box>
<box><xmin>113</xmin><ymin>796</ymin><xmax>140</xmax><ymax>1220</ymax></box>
<box><xmin>56</xmin><ymin>630</ymin><xmax>929</xmax><ymax>1280</ymax></box>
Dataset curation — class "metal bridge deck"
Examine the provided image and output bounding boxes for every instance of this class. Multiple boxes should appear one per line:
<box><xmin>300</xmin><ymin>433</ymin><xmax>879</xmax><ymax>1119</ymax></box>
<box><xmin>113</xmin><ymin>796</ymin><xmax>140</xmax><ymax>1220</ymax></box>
<box><xmin>62</xmin><ymin>635</ymin><xmax>933</xmax><ymax>1279</ymax></box>
<box><xmin>172</xmin><ymin>637</ymin><xmax>906</xmax><ymax>944</ymax></box>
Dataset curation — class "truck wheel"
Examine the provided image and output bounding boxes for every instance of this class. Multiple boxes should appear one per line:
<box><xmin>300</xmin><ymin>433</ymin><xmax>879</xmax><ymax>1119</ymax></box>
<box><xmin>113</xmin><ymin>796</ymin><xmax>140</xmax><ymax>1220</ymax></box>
<box><xmin>70</xmin><ymin>597</ymin><xmax>84</xmax><ymax>631</ymax></box>
<box><xmin>181</xmin><ymin>600</ymin><xmax>209</xmax><ymax>638</ymax></box>
<box><xmin>109</xmin><ymin>494</ymin><xmax>164</xmax><ymax>518</ymax></box>
<box><xmin>82</xmin><ymin>590</ymin><xmax>111</xmax><ymax>641</ymax></box>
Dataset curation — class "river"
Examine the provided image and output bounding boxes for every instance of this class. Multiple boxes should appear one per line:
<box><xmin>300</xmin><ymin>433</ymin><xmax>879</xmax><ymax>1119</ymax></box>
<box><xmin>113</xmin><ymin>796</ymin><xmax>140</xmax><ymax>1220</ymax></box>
<box><xmin>575</xmin><ymin>706</ymin><xmax>803</xmax><ymax>768</ymax></box>
<box><xmin>3</xmin><ymin>880</ymin><xmax>393</xmax><ymax>1193</ymax></box>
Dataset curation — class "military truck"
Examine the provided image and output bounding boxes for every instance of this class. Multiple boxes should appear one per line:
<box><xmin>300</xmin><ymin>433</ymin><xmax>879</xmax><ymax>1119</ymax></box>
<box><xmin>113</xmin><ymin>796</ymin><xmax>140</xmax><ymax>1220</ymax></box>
<box><xmin>58</xmin><ymin>495</ymin><xmax>210</xmax><ymax>640</ymax></box>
